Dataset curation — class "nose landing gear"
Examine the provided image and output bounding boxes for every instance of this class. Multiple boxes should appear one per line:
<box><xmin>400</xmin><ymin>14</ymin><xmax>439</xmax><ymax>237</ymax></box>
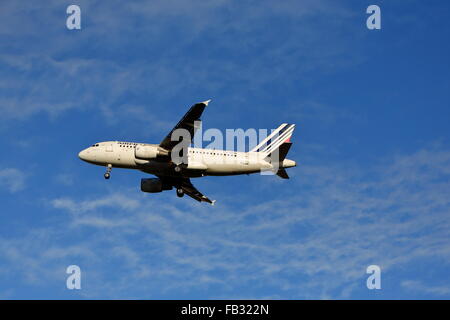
<box><xmin>176</xmin><ymin>188</ymin><xmax>184</xmax><ymax>198</ymax></box>
<box><xmin>104</xmin><ymin>164</ymin><xmax>112</xmax><ymax>180</ymax></box>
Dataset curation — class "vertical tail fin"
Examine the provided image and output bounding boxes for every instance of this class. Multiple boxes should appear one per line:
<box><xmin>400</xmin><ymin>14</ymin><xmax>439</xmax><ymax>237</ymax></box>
<box><xmin>251</xmin><ymin>123</ymin><xmax>289</xmax><ymax>153</ymax></box>
<box><xmin>255</xmin><ymin>124</ymin><xmax>295</xmax><ymax>157</ymax></box>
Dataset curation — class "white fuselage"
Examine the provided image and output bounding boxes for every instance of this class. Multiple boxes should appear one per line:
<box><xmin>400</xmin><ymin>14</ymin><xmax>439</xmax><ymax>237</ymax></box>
<box><xmin>78</xmin><ymin>141</ymin><xmax>296</xmax><ymax>178</ymax></box>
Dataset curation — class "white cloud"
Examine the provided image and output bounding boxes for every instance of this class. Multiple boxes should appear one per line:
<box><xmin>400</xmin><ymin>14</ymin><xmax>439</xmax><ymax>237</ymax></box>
<box><xmin>1</xmin><ymin>145</ymin><xmax>448</xmax><ymax>298</ymax></box>
<box><xmin>0</xmin><ymin>0</ymin><xmax>360</xmax><ymax>125</ymax></box>
<box><xmin>401</xmin><ymin>280</ymin><xmax>450</xmax><ymax>296</ymax></box>
<box><xmin>0</xmin><ymin>1</ymin><xmax>448</xmax><ymax>298</ymax></box>
<box><xmin>51</xmin><ymin>193</ymin><xmax>140</xmax><ymax>214</ymax></box>
<box><xmin>54</xmin><ymin>173</ymin><xmax>75</xmax><ymax>186</ymax></box>
<box><xmin>0</xmin><ymin>168</ymin><xmax>26</xmax><ymax>192</ymax></box>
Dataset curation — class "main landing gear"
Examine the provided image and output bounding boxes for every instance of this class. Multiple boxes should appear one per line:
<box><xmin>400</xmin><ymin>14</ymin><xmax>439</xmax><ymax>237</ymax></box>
<box><xmin>176</xmin><ymin>188</ymin><xmax>184</xmax><ymax>198</ymax></box>
<box><xmin>104</xmin><ymin>164</ymin><xmax>112</xmax><ymax>180</ymax></box>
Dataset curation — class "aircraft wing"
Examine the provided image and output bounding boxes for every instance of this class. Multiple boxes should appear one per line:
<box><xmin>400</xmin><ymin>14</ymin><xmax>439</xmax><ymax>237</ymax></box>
<box><xmin>180</xmin><ymin>179</ymin><xmax>216</xmax><ymax>205</ymax></box>
<box><xmin>159</xmin><ymin>100</ymin><xmax>210</xmax><ymax>151</ymax></box>
<box><xmin>157</xmin><ymin>176</ymin><xmax>216</xmax><ymax>205</ymax></box>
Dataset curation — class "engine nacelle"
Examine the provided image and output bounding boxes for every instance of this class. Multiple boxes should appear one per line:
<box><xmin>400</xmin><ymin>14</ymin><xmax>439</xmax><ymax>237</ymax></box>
<box><xmin>140</xmin><ymin>178</ymin><xmax>173</xmax><ymax>193</ymax></box>
<box><xmin>135</xmin><ymin>145</ymin><xmax>159</xmax><ymax>160</ymax></box>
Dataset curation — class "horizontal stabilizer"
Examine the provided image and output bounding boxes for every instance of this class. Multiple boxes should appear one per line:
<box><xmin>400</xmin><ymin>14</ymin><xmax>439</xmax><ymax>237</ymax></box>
<box><xmin>276</xmin><ymin>168</ymin><xmax>289</xmax><ymax>179</ymax></box>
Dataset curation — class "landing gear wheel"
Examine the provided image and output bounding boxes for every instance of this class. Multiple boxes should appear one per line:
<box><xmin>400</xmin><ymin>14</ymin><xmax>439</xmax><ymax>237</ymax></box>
<box><xmin>104</xmin><ymin>164</ymin><xmax>112</xmax><ymax>180</ymax></box>
<box><xmin>174</xmin><ymin>165</ymin><xmax>182</xmax><ymax>173</ymax></box>
<box><xmin>176</xmin><ymin>188</ymin><xmax>184</xmax><ymax>198</ymax></box>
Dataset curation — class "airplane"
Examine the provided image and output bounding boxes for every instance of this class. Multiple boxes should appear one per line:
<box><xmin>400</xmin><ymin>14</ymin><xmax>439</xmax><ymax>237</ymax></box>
<box><xmin>78</xmin><ymin>100</ymin><xmax>296</xmax><ymax>205</ymax></box>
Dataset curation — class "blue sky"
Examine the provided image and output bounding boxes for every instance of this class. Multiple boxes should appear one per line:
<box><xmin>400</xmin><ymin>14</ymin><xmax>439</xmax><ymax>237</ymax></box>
<box><xmin>1</xmin><ymin>0</ymin><xmax>450</xmax><ymax>299</ymax></box>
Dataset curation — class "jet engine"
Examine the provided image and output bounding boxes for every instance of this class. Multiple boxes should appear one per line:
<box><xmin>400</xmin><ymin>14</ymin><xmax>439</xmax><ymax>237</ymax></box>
<box><xmin>140</xmin><ymin>178</ymin><xmax>173</xmax><ymax>193</ymax></box>
<box><xmin>135</xmin><ymin>145</ymin><xmax>168</xmax><ymax>160</ymax></box>
<box><xmin>135</xmin><ymin>145</ymin><xmax>158</xmax><ymax>159</ymax></box>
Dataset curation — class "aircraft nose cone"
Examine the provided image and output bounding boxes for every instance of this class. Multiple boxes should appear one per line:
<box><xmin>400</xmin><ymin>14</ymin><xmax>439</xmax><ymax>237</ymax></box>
<box><xmin>78</xmin><ymin>149</ymin><xmax>88</xmax><ymax>161</ymax></box>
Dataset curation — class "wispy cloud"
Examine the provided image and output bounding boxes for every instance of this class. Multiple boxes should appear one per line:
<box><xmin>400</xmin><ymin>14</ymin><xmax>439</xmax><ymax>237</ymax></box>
<box><xmin>1</xmin><ymin>0</ymin><xmax>449</xmax><ymax>300</ymax></box>
<box><xmin>0</xmin><ymin>0</ymin><xmax>361</xmax><ymax>126</ymax></box>
<box><xmin>401</xmin><ymin>280</ymin><xmax>450</xmax><ymax>296</ymax></box>
<box><xmin>0</xmin><ymin>168</ymin><xmax>26</xmax><ymax>193</ymax></box>
<box><xmin>2</xmin><ymin>145</ymin><xmax>449</xmax><ymax>298</ymax></box>
<box><xmin>51</xmin><ymin>193</ymin><xmax>140</xmax><ymax>214</ymax></box>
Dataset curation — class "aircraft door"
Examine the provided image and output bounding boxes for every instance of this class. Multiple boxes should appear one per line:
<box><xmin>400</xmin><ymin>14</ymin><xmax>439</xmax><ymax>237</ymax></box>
<box><xmin>104</xmin><ymin>142</ymin><xmax>116</xmax><ymax>162</ymax></box>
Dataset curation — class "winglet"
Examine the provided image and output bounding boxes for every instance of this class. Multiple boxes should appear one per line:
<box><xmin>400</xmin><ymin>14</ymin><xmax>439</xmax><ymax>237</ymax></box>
<box><xmin>211</xmin><ymin>200</ymin><xmax>216</xmax><ymax>206</ymax></box>
<box><xmin>202</xmin><ymin>99</ymin><xmax>211</xmax><ymax>106</ymax></box>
